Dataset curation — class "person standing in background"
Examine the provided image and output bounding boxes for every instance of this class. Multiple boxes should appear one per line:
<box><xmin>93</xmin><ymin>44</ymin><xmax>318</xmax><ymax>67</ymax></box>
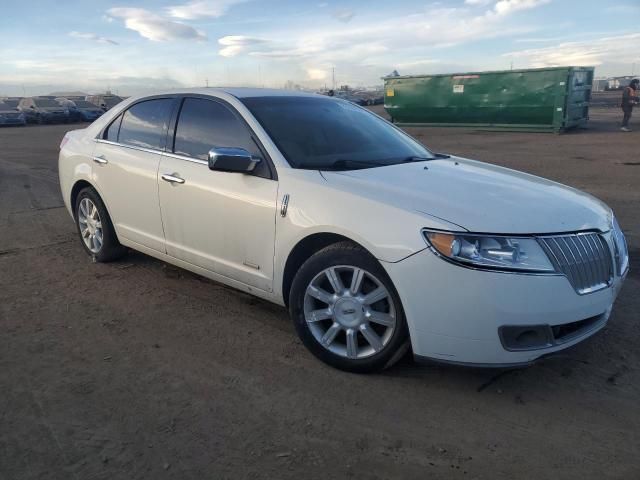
<box><xmin>621</xmin><ymin>79</ymin><xmax>639</xmax><ymax>132</ymax></box>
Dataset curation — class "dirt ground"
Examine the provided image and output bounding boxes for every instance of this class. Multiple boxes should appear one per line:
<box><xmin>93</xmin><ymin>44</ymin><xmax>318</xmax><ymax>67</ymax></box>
<box><xmin>0</xmin><ymin>106</ymin><xmax>638</xmax><ymax>480</ymax></box>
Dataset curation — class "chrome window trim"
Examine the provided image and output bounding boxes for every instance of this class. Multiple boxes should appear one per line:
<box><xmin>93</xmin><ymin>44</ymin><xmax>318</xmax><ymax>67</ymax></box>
<box><xmin>95</xmin><ymin>138</ymin><xmax>164</xmax><ymax>156</ymax></box>
<box><xmin>95</xmin><ymin>139</ymin><xmax>249</xmax><ymax>167</ymax></box>
<box><xmin>162</xmin><ymin>151</ymin><xmax>208</xmax><ymax>166</ymax></box>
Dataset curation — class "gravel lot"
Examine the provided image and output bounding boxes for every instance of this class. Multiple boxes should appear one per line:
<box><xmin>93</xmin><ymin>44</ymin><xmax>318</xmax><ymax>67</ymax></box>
<box><xmin>1</xmin><ymin>107</ymin><xmax>638</xmax><ymax>480</ymax></box>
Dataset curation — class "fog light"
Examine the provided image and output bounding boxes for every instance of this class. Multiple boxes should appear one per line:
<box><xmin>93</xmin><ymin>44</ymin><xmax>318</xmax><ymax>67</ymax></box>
<box><xmin>499</xmin><ymin>325</ymin><xmax>553</xmax><ymax>351</ymax></box>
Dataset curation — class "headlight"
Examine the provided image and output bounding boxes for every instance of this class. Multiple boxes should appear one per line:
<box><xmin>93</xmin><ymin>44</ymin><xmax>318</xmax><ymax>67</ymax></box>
<box><xmin>423</xmin><ymin>230</ymin><xmax>556</xmax><ymax>273</ymax></box>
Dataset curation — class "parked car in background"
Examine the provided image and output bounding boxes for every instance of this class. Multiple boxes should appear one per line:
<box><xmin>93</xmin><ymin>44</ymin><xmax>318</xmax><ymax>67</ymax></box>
<box><xmin>0</xmin><ymin>100</ymin><xmax>26</xmax><ymax>126</ymax></box>
<box><xmin>68</xmin><ymin>99</ymin><xmax>105</xmax><ymax>122</ymax></box>
<box><xmin>19</xmin><ymin>97</ymin><xmax>69</xmax><ymax>124</ymax></box>
<box><xmin>59</xmin><ymin>88</ymin><xmax>628</xmax><ymax>373</ymax></box>
<box><xmin>55</xmin><ymin>98</ymin><xmax>102</xmax><ymax>122</ymax></box>
<box><xmin>55</xmin><ymin>98</ymin><xmax>82</xmax><ymax>122</ymax></box>
<box><xmin>85</xmin><ymin>94</ymin><xmax>123</xmax><ymax>111</ymax></box>
<box><xmin>334</xmin><ymin>90</ymin><xmax>369</xmax><ymax>105</ymax></box>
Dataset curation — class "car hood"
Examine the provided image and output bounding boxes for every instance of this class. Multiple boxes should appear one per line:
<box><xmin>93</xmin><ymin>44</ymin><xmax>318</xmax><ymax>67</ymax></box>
<box><xmin>321</xmin><ymin>157</ymin><xmax>612</xmax><ymax>234</ymax></box>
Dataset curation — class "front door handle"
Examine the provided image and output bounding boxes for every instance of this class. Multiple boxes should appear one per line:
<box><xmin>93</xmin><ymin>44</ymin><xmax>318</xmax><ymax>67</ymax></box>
<box><xmin>93</xmin><ymin>155</ymin><xmax>108</xmax><ymax>165</ymax></box>
<box><xmin>161</xmin><ymin>173</ymin><xmax>185</xmax><ymax>184</ymax></box>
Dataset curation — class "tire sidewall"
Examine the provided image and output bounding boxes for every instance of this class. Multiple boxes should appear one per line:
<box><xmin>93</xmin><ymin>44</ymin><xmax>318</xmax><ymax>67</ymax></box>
<box><xmin>74</xmin><ymin>187</ymin><xmax>123</xmax><ymax>262</ymax></box>
<box><xmin>289</xmin><ymin>244</ymin><xmax>409</xmax><ymax>373</ymax></box>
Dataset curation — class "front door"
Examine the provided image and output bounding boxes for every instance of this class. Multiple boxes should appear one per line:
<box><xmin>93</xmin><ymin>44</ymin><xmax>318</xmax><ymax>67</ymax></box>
<box><xmin>158</xmin><ymin>97</ymin><xmax>278</xmax><ymax>292</ymax></box>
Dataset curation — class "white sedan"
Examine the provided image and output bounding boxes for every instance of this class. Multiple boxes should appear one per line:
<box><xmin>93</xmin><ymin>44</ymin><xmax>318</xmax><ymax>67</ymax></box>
<box><xmin>59</xmin><ymin>88</ymin><xmax>629</xmax><ymax>372</ymax></box>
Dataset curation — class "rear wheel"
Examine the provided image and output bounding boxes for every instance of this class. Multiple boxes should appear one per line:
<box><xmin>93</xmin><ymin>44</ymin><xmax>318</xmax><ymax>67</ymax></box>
<box><xmin>74</xmin><ymin>187</ymin><xmax>126</xmax><ymax>262</ymax></box>
<box><xmin>289</xmin><ymin>242</ymin><xmax>409</xmax><ymax>373</ymax></box>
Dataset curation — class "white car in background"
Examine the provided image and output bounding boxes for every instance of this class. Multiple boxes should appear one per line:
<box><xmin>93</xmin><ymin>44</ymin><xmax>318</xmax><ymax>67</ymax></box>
<box><xmin>58</xmin><ymin>88</ymin><xmax>629</xmax><ymax>372</ymax></box>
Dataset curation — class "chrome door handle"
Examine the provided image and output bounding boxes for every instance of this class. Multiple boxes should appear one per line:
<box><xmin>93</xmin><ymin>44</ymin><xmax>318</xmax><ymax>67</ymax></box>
<box><xmin>161</xmin><ymin>173</ymin><xmax>185</xmax><ymax>184</ymax></box>
<box><xmin>92</xmin><ymin>155</ymin><xmax>108</xmax><ymax>165</ymax></box>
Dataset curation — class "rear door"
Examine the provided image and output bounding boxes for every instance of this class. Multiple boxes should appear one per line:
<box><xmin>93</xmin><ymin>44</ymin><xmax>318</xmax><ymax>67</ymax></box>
<box><xmin>157</xmin><ymin>96</ymin><xmax>279</xmax><ymax>291</ymax></box>
<box><xmin>92</xmin><ymin>97</ymin><xmax>175</xmax><ymax>253</ymax></box>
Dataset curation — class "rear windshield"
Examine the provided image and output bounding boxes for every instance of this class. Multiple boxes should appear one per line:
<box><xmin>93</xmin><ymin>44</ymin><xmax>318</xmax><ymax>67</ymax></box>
<box><xmin>34</xmin><ymin>99</ymin><xmax>60</xmax><ymax>107</ymax></box>
<box><xmin>241</xmin><ymin>96</ymin><xmax>433</xmax><ymax>170</ymax></box>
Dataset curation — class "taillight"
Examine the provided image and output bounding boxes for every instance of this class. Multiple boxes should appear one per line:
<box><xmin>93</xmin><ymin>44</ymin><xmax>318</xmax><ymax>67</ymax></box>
<box><xmin>60</xmin><ymin>134</ymin><xmax>69</xmax><ymax>150</ymax></box>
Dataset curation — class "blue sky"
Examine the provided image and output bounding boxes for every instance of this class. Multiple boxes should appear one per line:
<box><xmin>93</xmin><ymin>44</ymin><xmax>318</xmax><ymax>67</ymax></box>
<box><xmin>1</xmin><ymin>0</ymin><xmax>638</xmax><ymax>96</ymax></box>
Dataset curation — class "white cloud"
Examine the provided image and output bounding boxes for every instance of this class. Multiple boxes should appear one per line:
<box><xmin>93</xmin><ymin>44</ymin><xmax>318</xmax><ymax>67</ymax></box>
<box><xmin>306</xmin><ymin>68</ymin><xmax>327</xmax><ymax>80</ymax></box>
<box><xmin>493</xmin><ymin>0</ymin><xmax>551</xmax><ymax>16</ymax></box>
<box><xmin>331</xmin><ymin>9</ymin><xmax>355</xmax><ymax>22</ymax></box>
<box><xmin>503</xmin><ymin>32</ymin><xmax>640</xmax><ymax>67</ymax></box>
<box><xmin>108</xmin><ymin>8</ymin><xmax>207</xmax><ymax>42</ymax></box>
<box><xmin>218</xmin><ymin>35</ymin><xmax>265</xmax><ymax>57</ymax></box>
<box><xmin>165</xmin><ymin>0</ymin><xmax>246</xmax><ymax>20</ymax></box>
<box><xmin>69</xmin><ymin>31</ymin><xmax>118</xmax><ymax>45</ymax></box>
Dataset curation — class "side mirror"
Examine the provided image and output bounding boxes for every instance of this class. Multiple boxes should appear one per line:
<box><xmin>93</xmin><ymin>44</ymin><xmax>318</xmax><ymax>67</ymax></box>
<box><xmin>208</xmin><ymin>147</ymin><xmax>260</xmax><ymax>173</ymax></box>
<box><xmin>30</xmin><ymin>105</ymin><xmax>35</xmax><ymax>109</ymax></box>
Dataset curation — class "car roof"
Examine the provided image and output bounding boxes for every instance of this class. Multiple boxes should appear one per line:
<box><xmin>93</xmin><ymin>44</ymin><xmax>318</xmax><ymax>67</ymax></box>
<box><xmin>146</xmin><ymin>87</ymin><xmax>320</xmax><ymax>99</ymax></box>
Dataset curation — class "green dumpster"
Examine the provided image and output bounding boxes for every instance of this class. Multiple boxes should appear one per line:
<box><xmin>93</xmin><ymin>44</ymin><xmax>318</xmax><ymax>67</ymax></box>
<box><xmin>383</xmin><ymin>66</ymin><xmax>594</xmax><ymax>132</ymax></box>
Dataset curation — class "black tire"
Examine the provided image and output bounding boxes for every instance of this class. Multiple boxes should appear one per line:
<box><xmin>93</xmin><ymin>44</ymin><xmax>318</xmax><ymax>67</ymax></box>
<box><xmin>289</xmin><ymin>241</ymin><xmax>409</xmax><ymax>373</ymax></box>
<box><xmin>74</xmin><ymin>187</ymin><xmax>126</xmax><ymax>262</ymax></box>
<box><xmin>36</xmin><ymin>114</ymin><xmax>43</xmax><ymax>125</ymax></box>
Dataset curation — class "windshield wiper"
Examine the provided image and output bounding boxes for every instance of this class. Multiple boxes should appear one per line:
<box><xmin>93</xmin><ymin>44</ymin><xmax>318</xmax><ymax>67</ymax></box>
<box><xmin>402</xmin><ymin>156</ymin><xmax>433</xmax><ymax>163</ymax></box>
<box><xmin>323</xmin><ymin>159</ymin><xmax>383</xmax><ymax>171</ymax></box>
<box><xmin>402</xmin><ymin>153</ymin><xmax>450</xmax><ymax>163</ymax></box>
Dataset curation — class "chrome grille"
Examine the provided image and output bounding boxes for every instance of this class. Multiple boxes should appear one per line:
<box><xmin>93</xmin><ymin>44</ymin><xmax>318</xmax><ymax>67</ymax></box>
<box><xmin>538</xmin><ymin>233</ymin><xmax>612</xmax><ymax>294</ymax></box>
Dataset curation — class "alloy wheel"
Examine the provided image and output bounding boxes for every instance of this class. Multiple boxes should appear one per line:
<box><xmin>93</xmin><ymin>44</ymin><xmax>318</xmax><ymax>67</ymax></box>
<box><xmin>78</xmin><ymin>198</ymin><xmax>103</xmax><ymax>253</ymax></box>
<box><xmin>303</xmin><ymin>265</ymin><xmax>397</xmax><ymax>359</ymax></box>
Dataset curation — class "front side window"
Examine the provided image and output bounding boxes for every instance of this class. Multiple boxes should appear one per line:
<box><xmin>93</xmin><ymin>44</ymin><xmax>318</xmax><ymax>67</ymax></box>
<box><xmin>173</xmin><ymin>97</ymin><xmax>261</xmax><ymax>161</ymax></box>
<box><xmin>118</xmin><ymin>99</ymin><xmax>173</xmax><ymax>150</ymax></box>
<box><xmin>241</xmin><ymin>96</ymin><xmax>434</xmax><ymax>170</ymax></box>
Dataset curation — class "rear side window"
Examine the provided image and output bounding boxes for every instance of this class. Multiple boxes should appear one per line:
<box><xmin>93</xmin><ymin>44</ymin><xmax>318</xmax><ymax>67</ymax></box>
<box><xmin>118</xmin><ymin>99</ymin><xmax>173</xmax><ymax>150</ymax></box>
<box><xmin>173</xmin><ymin>98</ymin><xmax>261</xmax><ymax>161</ymax></box>
<box><xmin>104</xmin><ymin>114</ymin><xmax>122</xmax><ymax>142</ymax></box>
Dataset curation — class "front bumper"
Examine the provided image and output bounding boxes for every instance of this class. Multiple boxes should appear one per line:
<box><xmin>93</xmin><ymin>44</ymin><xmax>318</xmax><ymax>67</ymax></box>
<box><xmin>383</xmin><ymin>242</ymin><xmax>626</xmax><ymax>366</ymax></box>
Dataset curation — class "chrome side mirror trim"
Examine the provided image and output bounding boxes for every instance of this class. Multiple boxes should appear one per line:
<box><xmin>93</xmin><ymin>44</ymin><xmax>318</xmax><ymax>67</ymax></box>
<box><xmin>208</xmin><ymin>147</ymin><xmax>260</xmax><ymax>173</ymax></box>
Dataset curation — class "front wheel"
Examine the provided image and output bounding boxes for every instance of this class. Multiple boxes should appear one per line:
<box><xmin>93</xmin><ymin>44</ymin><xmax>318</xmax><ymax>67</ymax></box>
<box><xmin>75</xmin><ymin>187</ymin><xmax>126</xmax><ymax>262</ymax></box>
<box><xmin>289</xmin><ymin>242</ymin><xmax>409</xmax><ymax>373</ymax></box>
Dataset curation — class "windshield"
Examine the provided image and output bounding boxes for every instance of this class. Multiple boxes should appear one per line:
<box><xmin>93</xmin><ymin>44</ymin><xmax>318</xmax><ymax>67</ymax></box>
<box><xmin>2</xmin><ymin>99</ymin><xmax>19</xmax><ymax>108</ymax></box>
<box><xmin>34</xmin><ymin>99</ymin><xmax>61</xmax><ymax>107</ymax></box>
<box><xmin>241</xmin><ymin>96</ymin><xmax>434</xmax><ymax>170</ymax></box>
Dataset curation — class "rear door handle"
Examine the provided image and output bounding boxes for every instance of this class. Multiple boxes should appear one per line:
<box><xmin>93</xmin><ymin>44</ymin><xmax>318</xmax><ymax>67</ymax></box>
<box><xmin>92</xmin><ymin>155</ymin><xmax>108</xmax><ymax>165</ymax></box>
<box><xmin>161</xmin><ymin>173</ymin><xmax>185</xmax><ymax>184</ymax></box>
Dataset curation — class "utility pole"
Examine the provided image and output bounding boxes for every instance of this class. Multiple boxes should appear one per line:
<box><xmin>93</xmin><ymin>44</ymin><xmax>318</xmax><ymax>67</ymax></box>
<box><xmin>332</xmin><ymin>67</ymin><xmax>335</xmax><ymax>90</ymax></box>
